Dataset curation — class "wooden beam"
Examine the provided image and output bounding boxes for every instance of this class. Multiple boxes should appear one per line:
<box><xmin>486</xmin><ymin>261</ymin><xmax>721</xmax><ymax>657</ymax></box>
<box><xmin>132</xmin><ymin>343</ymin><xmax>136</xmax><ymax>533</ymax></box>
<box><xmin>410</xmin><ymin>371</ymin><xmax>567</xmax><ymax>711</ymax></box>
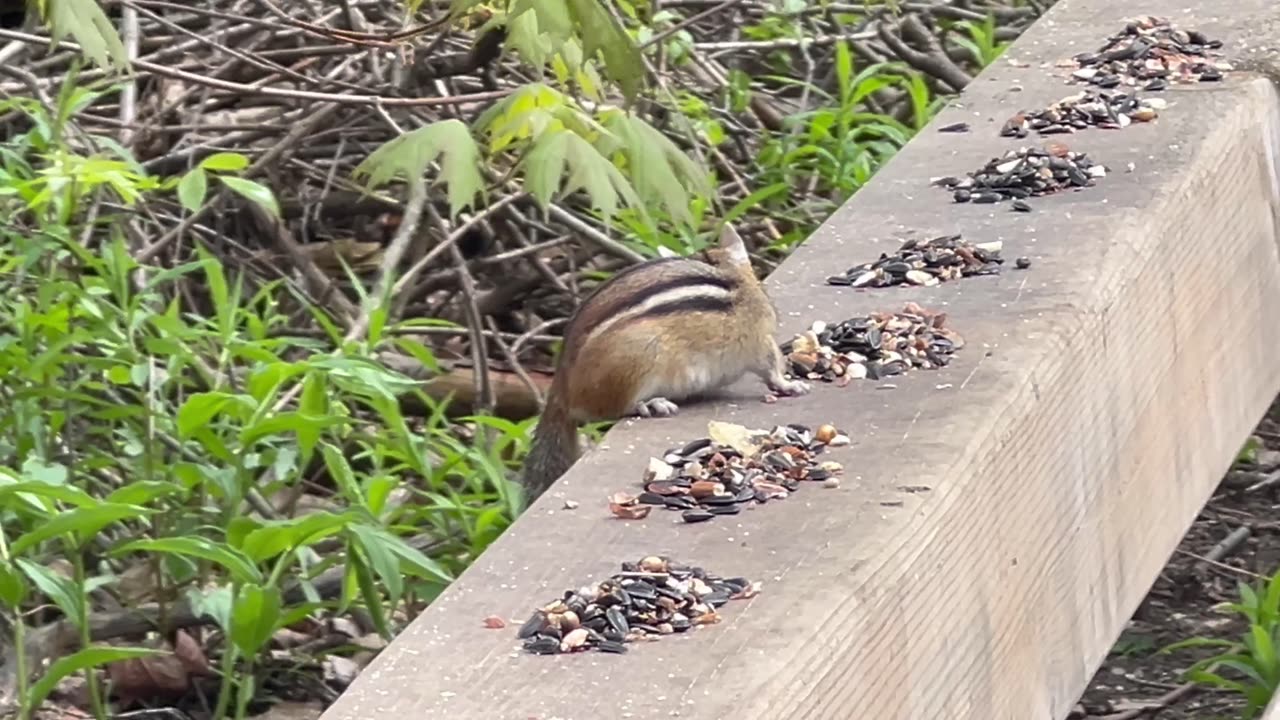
<box><xmin>320</xmin><ymin>2</ymin><xmax>1280</xmax><ymax>719</ymax></box>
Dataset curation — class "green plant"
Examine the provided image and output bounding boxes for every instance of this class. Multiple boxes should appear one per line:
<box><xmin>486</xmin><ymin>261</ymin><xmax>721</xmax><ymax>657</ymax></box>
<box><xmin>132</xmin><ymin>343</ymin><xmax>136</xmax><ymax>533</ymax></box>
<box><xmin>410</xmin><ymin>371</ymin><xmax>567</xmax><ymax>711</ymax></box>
<box><xmin>0</xmin><ymin>77</ymin><xmax>522</xmax><ymax>720</ymax></box>
<box><xmin>173</xmin><ymin>152</ymin><xmax>279</xmax><ymax>218</ymax></box>
<box><xmin>951</xmin><ymin>15</ymin><xmax>1013</xmax><ymax>67</ymax></box>
<box><xmin>1162</xmin><ymin>570</ymin><xmax>1280</xmax><ymax>719</ymax></box>
<box><xmin>754</xmin><ymin>45</ymin><xmax>946</xmax><ymax>237</ymax></box>
<box><xmin>1237</xmin><ymin>436</ymin><xmax>1263</xmax><ymax>465</ymax></box>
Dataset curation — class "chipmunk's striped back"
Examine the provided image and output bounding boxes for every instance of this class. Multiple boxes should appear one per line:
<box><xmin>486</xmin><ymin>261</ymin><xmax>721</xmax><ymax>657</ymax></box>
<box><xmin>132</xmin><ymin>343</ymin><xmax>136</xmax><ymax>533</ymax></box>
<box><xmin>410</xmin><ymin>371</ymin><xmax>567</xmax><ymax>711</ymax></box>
<box><xmin>563</xmin><ymin>261</ymin><xmax>740</xmax><ymax>366</ymax></box>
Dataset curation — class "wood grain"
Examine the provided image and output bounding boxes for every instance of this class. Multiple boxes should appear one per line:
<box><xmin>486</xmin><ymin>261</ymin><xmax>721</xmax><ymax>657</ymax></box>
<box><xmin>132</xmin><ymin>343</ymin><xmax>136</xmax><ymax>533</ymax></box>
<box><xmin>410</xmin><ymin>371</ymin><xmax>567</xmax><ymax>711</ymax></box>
<box><xmin>320</xmin><ymin>2</ymin><xmax>1280</xmax><ymax>719</ymax></box>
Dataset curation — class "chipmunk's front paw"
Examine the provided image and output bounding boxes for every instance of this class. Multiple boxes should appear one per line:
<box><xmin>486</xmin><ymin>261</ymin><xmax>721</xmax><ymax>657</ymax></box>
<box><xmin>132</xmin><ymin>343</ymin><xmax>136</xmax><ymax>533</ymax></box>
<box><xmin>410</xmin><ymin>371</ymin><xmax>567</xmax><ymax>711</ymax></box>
<box><xmin>634</xmin><ymin>397</ymin><xmax>680</xmax><ymax>418</ymax></box>
<box><xmin>769</xmin><ymin>377</ymin><xmax>811</xmax><ymax>397</ymax></box>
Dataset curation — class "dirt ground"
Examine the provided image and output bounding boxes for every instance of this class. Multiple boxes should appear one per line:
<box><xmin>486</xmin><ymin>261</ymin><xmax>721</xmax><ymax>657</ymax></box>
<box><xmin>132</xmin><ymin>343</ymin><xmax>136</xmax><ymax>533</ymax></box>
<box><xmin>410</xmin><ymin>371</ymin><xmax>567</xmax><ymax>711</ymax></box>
<box><xmin>1071</xmin><ymin>395</ymin><xmax>1280</xmax><ymax>719</ymax></box>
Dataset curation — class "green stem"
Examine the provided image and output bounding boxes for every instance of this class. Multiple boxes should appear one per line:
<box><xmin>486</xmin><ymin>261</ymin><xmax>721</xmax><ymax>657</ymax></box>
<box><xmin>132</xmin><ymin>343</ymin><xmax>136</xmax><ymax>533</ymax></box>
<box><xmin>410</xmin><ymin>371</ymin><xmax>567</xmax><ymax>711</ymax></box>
<box><xmin>72</xmin><ymin>552</ymin><xmax>107</xmax><ymax>720</ymax></box>
<box><xmin>211</xmin><ymin>620</ymin><xmax>241</xmax><ymax>719</ymax></box>
<box><xmin>233</xmin><ymin>658</ymin><xmax>256</xmax><ymax>720</ymax></box>
<box><xmin>0</xmin><ymin>530</ymin><xmax>29</xmax><ymax>720</ymax></box>
<box><xmin>12</xmin><ymin>610</ymin><xmax>29</xmax><ymax>720</ymax></box>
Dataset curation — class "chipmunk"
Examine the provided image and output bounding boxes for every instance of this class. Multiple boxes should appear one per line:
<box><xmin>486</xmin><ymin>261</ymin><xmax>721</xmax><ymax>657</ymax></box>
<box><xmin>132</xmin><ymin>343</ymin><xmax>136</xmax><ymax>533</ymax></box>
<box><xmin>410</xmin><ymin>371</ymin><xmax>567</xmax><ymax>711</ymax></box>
<box><xmin>519</xmin><ymin>223</ymin><xmax>811</xmax><ymax>505</ymax></box>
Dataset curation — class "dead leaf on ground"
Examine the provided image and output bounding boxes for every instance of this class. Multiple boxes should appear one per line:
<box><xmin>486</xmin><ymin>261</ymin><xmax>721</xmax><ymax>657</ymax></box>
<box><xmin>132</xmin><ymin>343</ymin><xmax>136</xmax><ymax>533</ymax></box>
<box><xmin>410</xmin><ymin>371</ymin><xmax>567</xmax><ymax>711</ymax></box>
<box><xmin>299</xmin><ymin>238</ymin><xmax>384</xmax><ymax>274</ymax></box>
<box><xmin>351</xmin><ymin>632</ymin><xmax>388</xmax><ymax>652</ymax></box>
<box><xmin>272</xmin><ymin>627</ymin><xmax>313</xmax><ymax>649</ymax></box>
<box><xmin>172</xmin><ymin>629</ymin><xmax>213</xmax><ymax>676</ymax></box>
<box><xmin>329</xmin><ymin>617</ymin><xmax>362</xmax><ymax>639</ymax></box>
<box><xmin>107</xmin><ymin>651</ymin><xmax>190</xmax><ymax>706</ymax></box>
<box><xmin>322</xmin><ymin>655</ymin><xmax>360</xmax><ymax>687</ymax></box>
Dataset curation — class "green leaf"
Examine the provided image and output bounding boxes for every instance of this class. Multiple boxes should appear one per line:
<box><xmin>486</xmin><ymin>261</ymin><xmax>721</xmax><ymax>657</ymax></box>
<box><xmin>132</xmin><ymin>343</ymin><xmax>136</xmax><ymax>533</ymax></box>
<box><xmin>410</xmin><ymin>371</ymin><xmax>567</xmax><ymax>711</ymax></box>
<box><xmin>16</xmin><ymin>558</ymin><xmax>83</xmax><ymax>627</ymax></box>
<box><xmin>145</xmin><ymin>258</ymin><xmax>213</xmax><ymax>290</ymax></box>
<box><xmin>0</xmin><ymin>564</ymin><xmax>26</xmax><ymax>607</ymax></box>
<box><xmin>835</xmin><ymin>41</ymin><xmax>853</xmax><ymax>101</ymax></box>
<box><xmin>186</xmin><ymin>585</ymin><xmax>234</xmax><ymax>632</ymax></box>
<box><xmin>523</xmin><ymin>128</ymin><xmax>641</xmax><ymax>221</ymax></box>
<box><xmin>321</xmin><ymin>443</ymin><xmax>363</xmax><ymax>506</ymax></box>
<box><xmin>11</xmin><ymin>503</ymin><xmax>151</xmax><ymax>555</ymax></box>
<box><xmin>176</xmin><ymin>391</ymin><xmax>253</xmax><ymax>438</ymax></box>
<box><xmin>106</xmin><ymin>481</ymin><xmax>184</xmax><ymax>507</ymax></box>
<box><xmin>1251</xmin><ymin>624</ymin><xmax>1278</xmax><ymax>678</ymax></box>
<box><xmin>348</xmin><ymin>543</ymin><xmax>393</xmax><ymax>640</ymax></box>
<box><xmin>43</xmin><ymin>0</ymin><xmax>130</xmax><ymax>73</ymax></box>
<box><xmin>238</xmin><ymin>512</ymin><xmax>352</xmax><ymax>563</ymax></box>
<box><xmin>562</xmin><ymin>0</ymin><xmax>644</xmax><ymax>102</ymax></box>
<box><xmin>349</xmin><ymin>525</ymin><xmax>452</xmax><ymax>584</ymax></box>
<box><xmin>723</xmin><ymin>182</ymin><xmax>789</xmax><ymax>224</ymax></box>
<box><xmin>599</xmin><ymin>112</ymin><xmax>711</xmax><ymax>225</ymax></box>
<box><xmin>524</xmin><ymin>126</ymin><xmax>569</xmax><ymax>205</ymax></box>
<box><xmin>364</xmin><ymin>476</ymin><xmax>398</xmax><ymax>517</ymax></box>
<box><xmin>349</xmin><ymin>524</ymin><xmax>404</xmax><ymax>605</ymax></box>
<box><xmin>504</xmin><ymin>3</ymin><xmax>552</xmax><ymax>69</ymax></box>
<box><xmin>239</xmin><ymin>412</ymin><xmax>349</xmax><ymax>448</ymax></box>
<box><xmin>176</xmin><ymin>168</ymin><xmax>208</xmax><ymax>212</ymax></box>
<box><xmin>21</xmin><ymin>457</ymin><xmax>69</xmax><ymax>485</ymax></box>
<box><xmin>0</xmin><ymin>480</ymin><xmax>96</xmax><ymax>513</ymax></box>
<box><xmin>200</xmin><ymin>152</ymin><xmax>251</xmax><ymax>172</ymax></box>
<box><xmin>25</xmin><ymin>646</ymin><xmax>162</xmax><ymax>713</ymax></box>
<box><xmin>1238</xmin><ymin>436</ymin><xmax>1263</xmax><ymax>465</ymax></box>
<box><xmin>113</xmin><ymin>537</ymin><xmax>262</xmax><ymax>585</ymax></box>
<box><xmin>352</xmin><ymin>119</ymin><xmax>485</xmax><ymax>218</ymax></box>
<box><xmin>219</xmin><ymin>176</ymin><xmax>280</xmax><ymax>217</ymax></box>
<box><xmin>230</xmin><ymin>584</ymin><xmax>281</xmax><ymax>656</ymax></box>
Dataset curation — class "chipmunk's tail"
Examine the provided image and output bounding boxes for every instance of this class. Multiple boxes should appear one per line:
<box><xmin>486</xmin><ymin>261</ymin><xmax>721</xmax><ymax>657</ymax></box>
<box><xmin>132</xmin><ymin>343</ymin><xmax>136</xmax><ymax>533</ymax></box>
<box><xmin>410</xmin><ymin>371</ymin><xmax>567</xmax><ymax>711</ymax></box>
<box><xmin>519</xmin><ymin>379</ymin><xmax>580</xmax><ymax>507</ymax></box>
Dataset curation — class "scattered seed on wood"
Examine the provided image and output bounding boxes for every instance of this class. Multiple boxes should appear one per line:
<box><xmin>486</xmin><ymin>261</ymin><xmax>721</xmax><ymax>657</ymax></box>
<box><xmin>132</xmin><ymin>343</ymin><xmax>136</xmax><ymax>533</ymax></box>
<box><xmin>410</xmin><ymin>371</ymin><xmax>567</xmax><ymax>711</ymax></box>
<box><xmin>938</xmin><ymin>122</ymin><xmax>971</xmax><ymax>133</ymax></box>
<box><xmin>1001</xmin><ymin>91</ymin><xmax>1167</xmax><ymax>138</ymax></box>
<box><xmin>825</xmin><ymin>234</ymin><xmax>1004</xmax><ymax>288</ymax></box>
<box><xmin>519</xmin><ymin>556</ymin><xmax>761</xmax><ymax>655</ymax></box>
<box><xmin>608</xmin><ymin>420</ymin><xmax>850</xmax><ymax>525</ymax></box>
<box><xmin>609</xmin><ymin>492</ymin><xmax>653</xmax><ymax>520</ymax></box>
<box><xmin>781</xmin><ymin>302</ymin><xmax>964</xmax><ymax>385</ymax></box>
<box><xmin>1015</xmin><ymin>257</ymin><xmax>1032</xmax><ymax>269</ymax></box>
<box><xmin>1064</xmin><ymin>15</ymin><xmax>1229</xmax><ymax>91</ymax></box>
<box><xmin>934</xmin><ymin>143</ymin><xmax>1106</xmax><ymax>204</ymax></box>
<box><xmin>483</xmin><ymin>615</ymin><xmax>507</xmax><ymax>629</ymax></box>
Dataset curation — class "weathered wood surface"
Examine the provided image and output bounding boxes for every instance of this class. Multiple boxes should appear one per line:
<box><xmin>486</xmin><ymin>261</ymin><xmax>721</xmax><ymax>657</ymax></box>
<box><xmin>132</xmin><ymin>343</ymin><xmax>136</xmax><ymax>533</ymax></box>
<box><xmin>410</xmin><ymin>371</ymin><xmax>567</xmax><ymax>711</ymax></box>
<box><xmin>320</xmin><ymin>1</ymin><xmax>1280</xmax><ymax>718</ymax></box>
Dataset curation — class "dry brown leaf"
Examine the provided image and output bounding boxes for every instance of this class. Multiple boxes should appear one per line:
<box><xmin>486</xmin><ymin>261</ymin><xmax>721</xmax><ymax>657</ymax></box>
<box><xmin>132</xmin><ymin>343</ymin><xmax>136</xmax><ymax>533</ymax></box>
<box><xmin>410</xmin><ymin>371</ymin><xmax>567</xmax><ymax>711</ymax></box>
<box><xmin>172</xmin><ymin>629</ymin><xmax>212</xmax><ymax>677</ymax></box>
<box><xmin>106</xmin><ymin>650</ymin><xmax>190</xmax><ymax>706</ymax></box>
<box><xmin>300</xmin><ymin>238</ymin><xmax>384</xmax><ymax>274</ymax></box>
<box><xmin>114</xmin><ymin>561</ymin><xmax>158</xmax><ymax>605</ymax></box>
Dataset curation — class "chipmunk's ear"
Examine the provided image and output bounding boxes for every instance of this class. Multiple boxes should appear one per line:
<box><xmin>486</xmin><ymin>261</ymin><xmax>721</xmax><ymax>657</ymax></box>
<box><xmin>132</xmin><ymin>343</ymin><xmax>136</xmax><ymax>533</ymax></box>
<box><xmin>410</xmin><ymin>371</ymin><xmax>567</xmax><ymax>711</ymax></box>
<box><xmin>716</xmin><ymin>223</ymin><xmax>750</xmax><ymax>267</ymax></box>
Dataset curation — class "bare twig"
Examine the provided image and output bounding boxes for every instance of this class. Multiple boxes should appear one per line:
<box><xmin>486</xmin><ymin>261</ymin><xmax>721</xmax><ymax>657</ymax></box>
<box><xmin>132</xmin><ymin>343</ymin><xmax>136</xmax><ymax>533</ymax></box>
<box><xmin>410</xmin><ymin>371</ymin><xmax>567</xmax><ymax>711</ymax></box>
<box><xmin>0</xmin><ymin>28</ymin><xmax>513</xmax><ymax>107</ymax></box>
<box><xmin>877</xmin><ymin>13</ymin><xmax>974</xmax><ymax>93</ymax></box>
<box><xmin>545</xmin><ymin>205</ymin><xmax>647</xmax><ymax>264</ymax></box>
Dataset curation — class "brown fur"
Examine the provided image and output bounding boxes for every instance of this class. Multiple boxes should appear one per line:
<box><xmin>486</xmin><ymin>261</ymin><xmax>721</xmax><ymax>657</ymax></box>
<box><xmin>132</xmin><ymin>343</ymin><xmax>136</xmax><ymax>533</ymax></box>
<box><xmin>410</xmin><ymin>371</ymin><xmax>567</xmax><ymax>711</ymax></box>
<box><xmin>518</xmin><ymin>225</ymin><xmax>807</xmax><ymax>505</ymax></box>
